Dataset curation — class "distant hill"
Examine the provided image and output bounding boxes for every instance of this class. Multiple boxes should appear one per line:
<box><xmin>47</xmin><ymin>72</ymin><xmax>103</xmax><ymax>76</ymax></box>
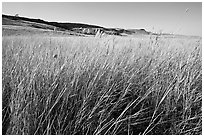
<box><xmin>2</xmin><ymin>14</ymin><xmax>152</xmax><ymax>36</ymax></box>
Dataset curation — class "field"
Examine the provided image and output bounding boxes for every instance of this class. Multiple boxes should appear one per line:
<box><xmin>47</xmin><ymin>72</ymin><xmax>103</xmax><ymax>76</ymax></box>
<box><xmin>2</xmin><ymin>34</ymin><xmax>202</xmax><ymax>135</ymax></box>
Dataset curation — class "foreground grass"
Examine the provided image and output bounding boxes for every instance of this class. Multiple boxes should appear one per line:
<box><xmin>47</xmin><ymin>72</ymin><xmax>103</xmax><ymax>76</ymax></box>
<box><xmin>2</xmin><ymin>35</ymin><xmax>202</xmax><ymax>135</ymax></box>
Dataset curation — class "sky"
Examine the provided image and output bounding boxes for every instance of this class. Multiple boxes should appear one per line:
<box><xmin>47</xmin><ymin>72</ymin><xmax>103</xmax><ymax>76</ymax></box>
<box><xmin>2</xmin><ymin>2</ymin><xmax>202</xmax><ymax>36</ymax></box>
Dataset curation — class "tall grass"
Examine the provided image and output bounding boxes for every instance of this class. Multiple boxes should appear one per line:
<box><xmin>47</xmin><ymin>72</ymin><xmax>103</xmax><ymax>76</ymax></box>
<box><xmin>2</xmin><ymin>35</ymin><xmax>202</xmax><ymax>135</ymax></box>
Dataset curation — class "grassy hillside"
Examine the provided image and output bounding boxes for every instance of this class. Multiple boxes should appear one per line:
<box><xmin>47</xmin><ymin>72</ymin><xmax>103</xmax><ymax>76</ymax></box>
<box><xmin>2</xmin><ymin>14</ymin><xmax>152</xmax><ymax>36</ymax></box>
<box><xmin>2</xmin><ymin>34</ymin><xmax>202</xmax><ymax>135</ymax></box>
<box><xmin>2</xmin><ymin>14</ymin><xmax>103</xmax><ymax>29</ymax></box>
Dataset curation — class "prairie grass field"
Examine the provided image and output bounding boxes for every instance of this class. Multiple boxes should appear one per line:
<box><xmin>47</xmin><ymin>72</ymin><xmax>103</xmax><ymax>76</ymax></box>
<box><xmin>2</xmin><ymin>35</ymin><xmax>202</xmax><ymax>135</ymax></box>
